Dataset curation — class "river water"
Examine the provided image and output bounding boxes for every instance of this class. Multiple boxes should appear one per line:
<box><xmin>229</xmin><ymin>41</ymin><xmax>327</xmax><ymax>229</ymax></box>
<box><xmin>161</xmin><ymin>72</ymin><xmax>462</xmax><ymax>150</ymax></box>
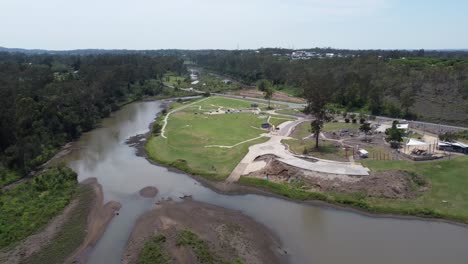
<box><xmin>59</xmin><ymin>100</ymin><xmax>468</xmax><ymax>264</ymax></box>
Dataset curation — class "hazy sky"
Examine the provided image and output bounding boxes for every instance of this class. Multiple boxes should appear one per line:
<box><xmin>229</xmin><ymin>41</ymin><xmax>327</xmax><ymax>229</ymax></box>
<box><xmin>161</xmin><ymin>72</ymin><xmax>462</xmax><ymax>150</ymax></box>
<box><xmin>1</xmin><ymin>0</ymin><xmax>467</xmax><ymax>50</ymax></box>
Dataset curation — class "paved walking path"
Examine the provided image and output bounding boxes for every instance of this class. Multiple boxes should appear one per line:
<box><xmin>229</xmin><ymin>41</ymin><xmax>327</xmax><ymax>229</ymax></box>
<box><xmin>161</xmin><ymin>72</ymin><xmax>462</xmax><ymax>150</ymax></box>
<box><xmin>226</xmin><ymin>120</ymin><xmax>369</xmax><ymax>183</ymax></box>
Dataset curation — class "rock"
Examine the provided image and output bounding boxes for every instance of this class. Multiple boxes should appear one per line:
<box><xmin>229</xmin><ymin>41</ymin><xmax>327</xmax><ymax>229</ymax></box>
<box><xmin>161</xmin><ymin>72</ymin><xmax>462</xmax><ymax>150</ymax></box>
<box><xmin>139</xmin><ymin>186</ymin><xmax>158</xmax><ymax>198</ymax></box>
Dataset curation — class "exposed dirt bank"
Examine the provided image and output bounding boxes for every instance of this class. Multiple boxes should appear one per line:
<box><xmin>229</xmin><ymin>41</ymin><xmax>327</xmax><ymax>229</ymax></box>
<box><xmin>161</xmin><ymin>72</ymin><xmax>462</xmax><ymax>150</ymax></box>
<box><xmin>139</xmin><ymin>186</ymin><xmax>159</xmax><ymax>198</ymax></box>
<box><xmin>248</xmin><ymin>157</ymin><xmax>428</xmax><ymax>199</ymax></box>
<box><xmin>66</xmin><ymin>178</ymin><xmax>121</xmax><ymax>264</ymax></box>
<box><xmin>122</xmin><ymin>199</ymin><xmax>288</xmax><ymax>264</ymax></box>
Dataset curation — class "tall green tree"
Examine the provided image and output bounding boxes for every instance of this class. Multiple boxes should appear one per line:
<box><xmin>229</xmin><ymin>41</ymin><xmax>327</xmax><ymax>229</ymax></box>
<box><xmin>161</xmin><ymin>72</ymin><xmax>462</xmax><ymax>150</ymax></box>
<box><xmin>360</xmin><ymin>122</ymin><xmax>372</xmax><ymax>141</ymax></box>
<box><xmin>303</xmin><ymin>73</ymin><xmax>335</xmax><ymax>149</ymax></box>
<box><xmin>264</xmin><ymin>87</ymin><xmax>273</xmax><ymax>109</ymax></box>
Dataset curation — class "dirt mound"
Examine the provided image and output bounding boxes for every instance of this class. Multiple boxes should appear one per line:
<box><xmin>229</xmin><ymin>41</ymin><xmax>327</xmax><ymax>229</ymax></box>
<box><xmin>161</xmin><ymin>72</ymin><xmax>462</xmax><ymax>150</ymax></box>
<box><xmin>324</xmin><ymin>170</ymin><xmax>429</xmax><ymax>199</ymax></box>
<box><xmin>122</xmin><ymin>200</ymin><xmax>287</xmax><ymax>264</ymax></box>
<box><xmin>248</xmin><ymin>158</ymin><xmax>428</xmax><ymax>199</ymax></box>
<box><xmin>139</xmin><ymin>186</ymin><xmax>158</xmax><ymax>198</ymax></box>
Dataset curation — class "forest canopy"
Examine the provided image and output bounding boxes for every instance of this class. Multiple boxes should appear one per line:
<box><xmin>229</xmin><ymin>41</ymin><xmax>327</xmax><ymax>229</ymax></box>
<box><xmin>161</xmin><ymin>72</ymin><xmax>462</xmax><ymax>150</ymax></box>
<box><xmin>191</xmin><ymin>50</ymin><xmax>468</xmax><ymax>125</ymax></box>
<box><xmin>0</xmin><ymin>52</ymin><xmax>185</xmax><ymax>177</ymax></box>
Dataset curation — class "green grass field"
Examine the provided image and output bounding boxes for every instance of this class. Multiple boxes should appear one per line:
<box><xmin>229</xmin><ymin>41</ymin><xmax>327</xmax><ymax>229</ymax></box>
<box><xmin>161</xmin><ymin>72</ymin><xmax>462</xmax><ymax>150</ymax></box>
<box><xmin>361</xmin><ymin>156</ymin><xmax>468</xmax><ymax>222</ymax></box>
<box><xmin>146</xmin><ymin>97</ymin><xmax>292</xmax><ymax>180</ymax></box>
<box><xmin>269</xmin><ymin>116</ymin><xmax>294</xmax><ymax>127</ymax></box>
<box><xmin>323</xmin><ymin>122</ymin><xmax>360</xmax><ymax>132</ymax></box>
<box><xmin>162</xmin><ymin>73</ymin><xmax>189</xmax><ymax>88</ymax></box>
<box><xmin>285</xmin><ymin>121</ymin><xmax>348</xmax><ymax>161</ymax></box>
<box><xmin>275</xmin><ymin>108</ymin><xmax>304</xmax><ymax>115</ymax></box>
<box><xmin>194</xmin><ymin>96</ymin><xmax>258</xmax><ymax>109</ymax></box>
<box><xmin>285</xmin><ymin>139</ymin><xmax>348</xmax><ymax>161</ymax></box>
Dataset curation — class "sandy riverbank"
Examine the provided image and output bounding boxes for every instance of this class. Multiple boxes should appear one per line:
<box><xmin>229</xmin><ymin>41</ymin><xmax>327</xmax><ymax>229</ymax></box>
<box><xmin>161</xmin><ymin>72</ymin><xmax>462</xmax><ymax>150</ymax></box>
<box><xmin>122</xmin><ymin>199</ymin><xmax>288</xmax><ymax>264</ymax></box>
<box><xmin>66</xmin><ymin>178</ymin><xmax>121</xmax><ymax>263</ymax></box>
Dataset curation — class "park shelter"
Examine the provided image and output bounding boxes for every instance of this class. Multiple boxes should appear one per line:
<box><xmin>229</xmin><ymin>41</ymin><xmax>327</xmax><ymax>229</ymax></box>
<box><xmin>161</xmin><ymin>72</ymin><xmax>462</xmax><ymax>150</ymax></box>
<box><xmin>405</xmin><ymin>138</ymin><xmax>431</xmax><ymax>155</ymax></box>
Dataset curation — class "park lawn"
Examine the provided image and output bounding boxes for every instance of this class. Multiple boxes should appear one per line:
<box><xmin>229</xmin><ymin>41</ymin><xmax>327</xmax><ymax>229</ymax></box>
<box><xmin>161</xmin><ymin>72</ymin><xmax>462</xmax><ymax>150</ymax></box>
<box><xmin>275</xmin><ymin>108</ymin><xmax>304</xmax><ymax>116</ymax></box>
<box><xmin>323</xmin><ymin>122</ymin><xmax>360</xmax><ymax>132</ymax></box>
<box><xmin>284</xmin><ymin>139</ymin><xmax>348</xmax><ymax>161</ymax></box>
<box><xmin>146</xmin><ymin>97</ymin><xmax>272</xmax><ymax>180</ymax></box>
<box><xmin>289</xmin><ymin>121</ymin><xmax>311</xmax><ymax>139</ymax></box>
<box><xmin>269</xmin><ymin>116</ymin><xmax>295</xmax><ymax>127</ymax></box>
<box><xmin>360</xmin><ymin>156</ymin><xmax>468</xmax><ymax>222</ymax></box>
<box><xmin>189</xmin><ymin>96</ymin><xmax>287</xmax><ymax>112</ymax></box>
<box><xmin>194</xmin><ymin>96</ymin><xmax>258</xmax><ymax>110</ymax></box>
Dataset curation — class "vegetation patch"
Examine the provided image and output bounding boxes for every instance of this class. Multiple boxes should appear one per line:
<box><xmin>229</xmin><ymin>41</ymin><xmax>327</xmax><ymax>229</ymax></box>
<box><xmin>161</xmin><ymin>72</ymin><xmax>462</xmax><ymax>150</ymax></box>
<box><xmin>323</xmin><ymin>122</ymin><xmax>360</xmax><ymax>132</ymax></box>
<box><xmin>285</xmin><ymin>139</ymin><xmax>348</xmax><ymax>162</ymax></box>
<box><xmin>0</xmin><ymin>166</ymin><xmax>78</xmax><ymax>249</ymax></box>
<box><xmin>176</xmin><ymin>230</ymin><xmax>244</xmax><ymax>264</ymax></box>
<box><xmin>163</xmin><ymin>73</ymin><xmax>190</xmax><ymax>88</ymax></box>
<box><xmin>138</xmin><ymin>234</ymin><xmax>171</xmax><ymax>264</ymax></box>
<box><xmin>22</xmin><ymin>183</ymin><xmax>95</xmax><ymax>264</ymax></box>
<box><xmin>0</xmin><ymin>168</ymin><xmax>21</xmax><ymax>188</ymax></box>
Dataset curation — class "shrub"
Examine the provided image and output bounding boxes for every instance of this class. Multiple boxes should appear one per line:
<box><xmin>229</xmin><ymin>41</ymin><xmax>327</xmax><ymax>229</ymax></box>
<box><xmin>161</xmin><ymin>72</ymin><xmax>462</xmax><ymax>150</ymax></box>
<box><xmin>152</xmin><ymin>123</ymin><xmax>163</xmax><ymax>135</ymax></box>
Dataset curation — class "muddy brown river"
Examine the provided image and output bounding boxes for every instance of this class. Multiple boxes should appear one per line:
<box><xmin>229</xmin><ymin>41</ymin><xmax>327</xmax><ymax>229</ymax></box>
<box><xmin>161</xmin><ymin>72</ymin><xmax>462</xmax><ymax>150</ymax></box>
<box><xmin>59</xmin><ymin>100</ymin><xmax>468</xmax><ymax>264</ymax></box>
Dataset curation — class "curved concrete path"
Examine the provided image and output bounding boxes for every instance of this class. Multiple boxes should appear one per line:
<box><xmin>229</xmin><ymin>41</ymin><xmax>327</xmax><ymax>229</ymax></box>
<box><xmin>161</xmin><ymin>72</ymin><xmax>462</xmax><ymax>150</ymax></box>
<box><xmin>227</xmin><ymin>119</ymin><xmax>369</xmax><ymax>183</ymax></box>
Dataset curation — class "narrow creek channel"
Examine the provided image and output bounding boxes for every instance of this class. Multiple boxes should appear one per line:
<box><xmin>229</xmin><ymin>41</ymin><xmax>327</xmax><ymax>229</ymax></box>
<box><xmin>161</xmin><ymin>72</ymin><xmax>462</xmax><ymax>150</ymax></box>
<box><xmin>58</xmin><ymin>100</ymin><xmax>468</xmax><ymax>264</ymax></box>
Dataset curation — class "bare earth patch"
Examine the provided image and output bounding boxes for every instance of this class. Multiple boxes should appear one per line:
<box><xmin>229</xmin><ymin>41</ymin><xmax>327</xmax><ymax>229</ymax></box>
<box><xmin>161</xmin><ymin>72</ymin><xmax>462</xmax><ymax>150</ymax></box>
<box><xmin>248</xmin><ymin>157</ymin><xmax>429</xmax><ymax>199</ymax></box>
<box><xmin>122</xmin><ymin>199</ymin><xmax>288</xmax><ymax>264</ymax></box>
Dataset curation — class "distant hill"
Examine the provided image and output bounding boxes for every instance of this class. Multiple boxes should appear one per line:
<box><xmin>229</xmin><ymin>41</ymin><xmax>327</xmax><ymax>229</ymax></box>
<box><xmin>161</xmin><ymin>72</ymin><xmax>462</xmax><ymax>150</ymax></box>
<box><xmin>0</xmin><ymin>47</ymin><xmax>191</xmax><ymax>56</ymax></box>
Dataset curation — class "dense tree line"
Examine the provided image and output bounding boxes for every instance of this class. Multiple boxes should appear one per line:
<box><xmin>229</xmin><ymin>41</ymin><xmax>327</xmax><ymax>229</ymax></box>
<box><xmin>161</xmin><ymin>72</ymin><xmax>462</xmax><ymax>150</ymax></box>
<box><xmin>192</xmin><ymin>51</ymin><xmax>468</xmax><ymax>125</ymax></box>
<box><xmin>0</xmin><ymin>53</ymin><xmax>186</xmax><ymax>177</ymax></box>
